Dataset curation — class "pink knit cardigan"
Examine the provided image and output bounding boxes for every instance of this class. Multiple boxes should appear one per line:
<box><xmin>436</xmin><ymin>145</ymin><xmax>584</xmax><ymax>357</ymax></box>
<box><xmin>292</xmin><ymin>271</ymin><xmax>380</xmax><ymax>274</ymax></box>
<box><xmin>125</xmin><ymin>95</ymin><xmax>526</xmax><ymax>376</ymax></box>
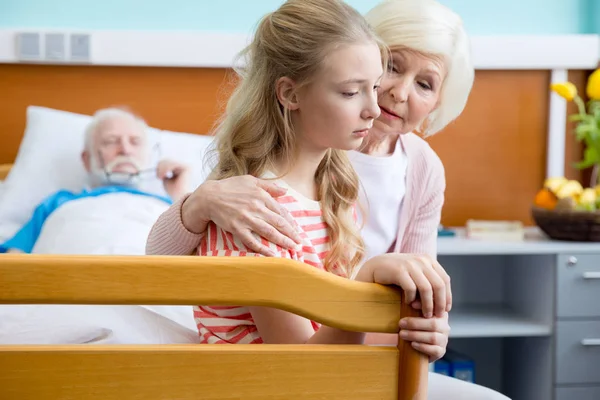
<box><xmin>146</xmin><ymin>133</ymin><xmax>445</xmax><ymax>258</ymax></box>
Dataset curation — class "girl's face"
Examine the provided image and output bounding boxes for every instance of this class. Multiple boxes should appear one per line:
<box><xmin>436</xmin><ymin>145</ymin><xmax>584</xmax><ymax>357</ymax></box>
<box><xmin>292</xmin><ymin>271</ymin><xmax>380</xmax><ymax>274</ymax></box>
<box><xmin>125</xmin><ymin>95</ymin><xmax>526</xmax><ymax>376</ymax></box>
<box><xmin>373</xmin><ymin>49</ymin><xmax>446</xmax><ymax>136</ymax></box>
<box><xmin>288</xmin><ymin>42</ymin><xmax>383</xmax><ymax>154</ymax></box>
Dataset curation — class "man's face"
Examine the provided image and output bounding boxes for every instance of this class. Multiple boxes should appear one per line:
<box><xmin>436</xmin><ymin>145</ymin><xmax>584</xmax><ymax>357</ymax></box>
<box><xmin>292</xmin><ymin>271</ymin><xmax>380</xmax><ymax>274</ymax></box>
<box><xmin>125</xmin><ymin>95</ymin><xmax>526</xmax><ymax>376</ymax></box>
<box><xmin>88</xmin><ymin>116</ymin><xmax>148</xmax><ymax>174</ymax></box>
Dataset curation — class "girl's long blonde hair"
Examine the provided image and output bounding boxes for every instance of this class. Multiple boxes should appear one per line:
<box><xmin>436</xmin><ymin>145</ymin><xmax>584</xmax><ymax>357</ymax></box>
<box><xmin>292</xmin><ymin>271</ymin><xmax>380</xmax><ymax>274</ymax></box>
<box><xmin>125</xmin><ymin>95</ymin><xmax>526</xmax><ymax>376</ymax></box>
<box><xmin>208</xmin><ymin>0</ymin><xmax>387</xmax><ymax>278</ymax></box>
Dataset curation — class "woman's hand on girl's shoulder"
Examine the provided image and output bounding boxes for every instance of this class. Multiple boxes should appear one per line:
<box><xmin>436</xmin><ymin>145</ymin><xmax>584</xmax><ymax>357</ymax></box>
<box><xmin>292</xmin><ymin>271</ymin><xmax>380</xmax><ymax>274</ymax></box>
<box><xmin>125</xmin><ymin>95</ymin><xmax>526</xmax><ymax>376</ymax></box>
<box><xmin>182</xmin><ymin>175</ymin><xmax>303</xmax><ymax>256</ymax></box>
<box><xmin>355</xmin><ymin>253</ymin><xmax>452</xmax><ymax>319</ymax></box>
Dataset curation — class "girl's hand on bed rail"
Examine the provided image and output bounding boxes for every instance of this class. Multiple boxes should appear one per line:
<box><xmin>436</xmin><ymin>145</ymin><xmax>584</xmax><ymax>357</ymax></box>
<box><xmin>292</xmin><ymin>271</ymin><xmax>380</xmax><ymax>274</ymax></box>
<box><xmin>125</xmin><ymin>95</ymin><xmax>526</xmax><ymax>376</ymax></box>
<box><xmin>399</xmin><ymin>311</ymin><xmax>450</xmax><ymax>362</ymax></box>
<box><xmin>355</xmin><ymin>253</ymin><xmax>452</xmax><ymax>319</ymax></box>
<box><xmin>182</xmin><ymin>175</ymin><xmax>303</xmax><ymax>256</ymax></box>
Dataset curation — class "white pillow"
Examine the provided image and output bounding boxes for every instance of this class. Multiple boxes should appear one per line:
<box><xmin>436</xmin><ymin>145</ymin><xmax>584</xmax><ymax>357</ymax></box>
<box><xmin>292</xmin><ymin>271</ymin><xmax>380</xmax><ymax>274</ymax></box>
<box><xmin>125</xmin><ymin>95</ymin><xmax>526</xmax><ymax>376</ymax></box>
<box><xmin>0</xmin><ymin>106</ymin><xmax>215</xmax><ymax>242</ymax></box>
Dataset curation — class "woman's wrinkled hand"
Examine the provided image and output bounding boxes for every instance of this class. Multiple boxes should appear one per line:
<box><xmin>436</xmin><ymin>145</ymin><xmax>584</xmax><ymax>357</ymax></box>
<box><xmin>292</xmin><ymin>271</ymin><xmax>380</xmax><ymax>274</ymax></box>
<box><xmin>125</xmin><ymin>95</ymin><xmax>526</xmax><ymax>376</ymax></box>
<box><xmin>181</xmin><ymin>175</ymin><xmax>302</xmax><ymax>256</ymax></box>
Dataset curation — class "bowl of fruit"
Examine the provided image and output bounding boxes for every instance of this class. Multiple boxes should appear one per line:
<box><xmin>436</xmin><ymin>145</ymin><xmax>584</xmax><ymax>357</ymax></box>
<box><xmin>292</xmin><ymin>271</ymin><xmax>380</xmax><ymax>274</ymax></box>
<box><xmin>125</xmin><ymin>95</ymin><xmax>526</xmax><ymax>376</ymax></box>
<box><xmin>532</xmin><ymin>177</ymin><xmax>600</xmax><ymax>241</ymax></box>
<box><xmin>535</xmin><ymin>69</ymin><xmax>600</xmax><ymax>241</ymax></box>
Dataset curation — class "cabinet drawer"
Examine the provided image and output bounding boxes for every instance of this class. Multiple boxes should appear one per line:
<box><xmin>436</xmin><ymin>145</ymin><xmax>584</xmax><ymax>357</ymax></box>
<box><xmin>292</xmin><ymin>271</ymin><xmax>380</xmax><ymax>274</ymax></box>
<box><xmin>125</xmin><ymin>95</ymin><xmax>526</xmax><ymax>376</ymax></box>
<box><xmin>556</xmin><ymin>386</ymin><xmax>600</xmax><ymax>400</ymax></box>
<box><xmin>556</xmin><ymin>320</ymin><xmax>600</xmax><ymax>385</ymax></box>
<box><xmin>557</xmin><ymin>254</ymin><xmax>600</xmax><ymax>318</ymax></box>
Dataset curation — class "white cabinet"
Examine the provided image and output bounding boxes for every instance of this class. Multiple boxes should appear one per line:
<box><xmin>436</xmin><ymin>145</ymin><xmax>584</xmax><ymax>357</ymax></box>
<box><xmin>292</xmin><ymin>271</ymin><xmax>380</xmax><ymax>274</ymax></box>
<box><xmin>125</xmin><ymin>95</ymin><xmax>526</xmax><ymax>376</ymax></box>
<box><xmin>437</xmin><ymin>229</ymin><xmax>600</xmax><ymax>399</ymax></box>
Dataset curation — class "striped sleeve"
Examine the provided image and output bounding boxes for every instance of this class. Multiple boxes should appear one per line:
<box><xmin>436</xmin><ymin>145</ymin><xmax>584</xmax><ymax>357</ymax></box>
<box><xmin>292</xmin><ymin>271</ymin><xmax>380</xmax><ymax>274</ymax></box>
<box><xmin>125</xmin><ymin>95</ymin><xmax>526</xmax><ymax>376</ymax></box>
<box><xmin>194</xmin><ymin>221</ymin><xmax>306</xmax><ymax>344</ymax></box>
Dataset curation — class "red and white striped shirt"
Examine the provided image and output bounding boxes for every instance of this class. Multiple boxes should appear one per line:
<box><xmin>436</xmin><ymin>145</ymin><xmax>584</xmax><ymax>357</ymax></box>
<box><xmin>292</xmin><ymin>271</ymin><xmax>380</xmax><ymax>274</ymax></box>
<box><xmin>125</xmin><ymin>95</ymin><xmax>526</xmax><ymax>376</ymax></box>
<box><xmin>193</xmin><ymin>176</ymin><xmax>346</xmax><ymax>344</ymax></box>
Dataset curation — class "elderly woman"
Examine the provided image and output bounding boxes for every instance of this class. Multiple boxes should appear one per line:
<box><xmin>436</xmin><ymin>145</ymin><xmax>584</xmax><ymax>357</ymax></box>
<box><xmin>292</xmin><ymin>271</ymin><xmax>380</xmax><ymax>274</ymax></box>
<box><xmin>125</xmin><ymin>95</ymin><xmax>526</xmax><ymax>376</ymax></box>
<box><xmin>146</xmin><ymin>0</ymin><xmax>509</xmax><ymax>399</ymax></box>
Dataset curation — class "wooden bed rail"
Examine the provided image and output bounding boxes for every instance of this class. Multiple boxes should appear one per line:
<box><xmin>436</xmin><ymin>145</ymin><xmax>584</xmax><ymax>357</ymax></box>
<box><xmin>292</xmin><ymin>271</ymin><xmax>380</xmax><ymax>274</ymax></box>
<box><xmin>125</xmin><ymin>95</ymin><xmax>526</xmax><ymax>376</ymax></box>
<box><xmin>0</xmin><ymin>254</ymin><xmax>428</xmax><ymax>399</ymax></box>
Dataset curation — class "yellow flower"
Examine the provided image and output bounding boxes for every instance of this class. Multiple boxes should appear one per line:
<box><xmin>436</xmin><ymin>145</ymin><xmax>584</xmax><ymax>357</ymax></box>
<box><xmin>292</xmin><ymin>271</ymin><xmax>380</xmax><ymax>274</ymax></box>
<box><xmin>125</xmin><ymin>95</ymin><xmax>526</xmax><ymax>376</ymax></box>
<box><xmin>551</xmin><ymin>82</ymin><xmax>577</xmax><ymax>101</ymax></box>
<box><xmin>587</xmin><ymin>68</ymin><xmax>600</xmax><ymax>100</ymax></box>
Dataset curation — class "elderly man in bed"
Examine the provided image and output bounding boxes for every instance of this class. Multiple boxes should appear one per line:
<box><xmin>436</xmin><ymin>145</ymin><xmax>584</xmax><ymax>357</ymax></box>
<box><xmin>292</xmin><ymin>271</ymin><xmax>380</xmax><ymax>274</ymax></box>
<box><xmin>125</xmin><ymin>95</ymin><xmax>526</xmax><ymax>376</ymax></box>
<box><xmin>0</xmin><ymin>108</ymin><xmax>190</xmax><ymax>255</ymax></box>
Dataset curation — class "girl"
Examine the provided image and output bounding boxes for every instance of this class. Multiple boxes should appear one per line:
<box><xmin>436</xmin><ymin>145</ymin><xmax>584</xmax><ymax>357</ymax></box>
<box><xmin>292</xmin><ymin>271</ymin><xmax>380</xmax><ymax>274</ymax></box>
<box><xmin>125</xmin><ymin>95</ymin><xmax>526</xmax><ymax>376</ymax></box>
<box><xmin>188</xmin><ymin>0</ymin><xmax>449</xmax><ymax>346</ymax></box>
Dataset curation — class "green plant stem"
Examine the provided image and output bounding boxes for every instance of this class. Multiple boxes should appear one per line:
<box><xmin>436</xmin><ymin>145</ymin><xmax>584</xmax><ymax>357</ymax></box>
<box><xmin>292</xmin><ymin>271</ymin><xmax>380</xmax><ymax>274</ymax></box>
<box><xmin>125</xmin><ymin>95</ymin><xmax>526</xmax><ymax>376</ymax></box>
<box><xmin>592</xmin><ymin>164</ymin><xmax>600</xmax><ymax>188</ymax></box>
<box><xmin>574</xmin><ymin>96</ymin><xmax>588</xmax><ymax>117</ymax></box>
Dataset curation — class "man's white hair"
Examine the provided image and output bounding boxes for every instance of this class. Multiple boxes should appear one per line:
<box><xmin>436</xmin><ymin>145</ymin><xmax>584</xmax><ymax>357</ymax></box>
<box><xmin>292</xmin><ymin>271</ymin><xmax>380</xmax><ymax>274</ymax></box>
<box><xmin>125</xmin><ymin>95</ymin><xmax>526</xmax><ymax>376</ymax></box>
<box><xmin>365</xmin><ymin>0</ymin><xmax>474</xmax><ymax>136</ymax></box>
<box><xmin>83</xmin><ymin>107</ymin><xmax>150</xmax><ymax>152</ymax></box>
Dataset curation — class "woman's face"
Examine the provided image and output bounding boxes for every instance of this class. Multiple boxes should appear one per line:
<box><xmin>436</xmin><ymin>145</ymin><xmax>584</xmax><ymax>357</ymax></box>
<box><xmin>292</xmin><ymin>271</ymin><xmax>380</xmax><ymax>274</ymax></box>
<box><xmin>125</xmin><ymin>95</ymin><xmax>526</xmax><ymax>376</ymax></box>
<box><xmin>373</xmin><ymin>49</ymin><xmax>446</xmax><ymax>136</ymax></box>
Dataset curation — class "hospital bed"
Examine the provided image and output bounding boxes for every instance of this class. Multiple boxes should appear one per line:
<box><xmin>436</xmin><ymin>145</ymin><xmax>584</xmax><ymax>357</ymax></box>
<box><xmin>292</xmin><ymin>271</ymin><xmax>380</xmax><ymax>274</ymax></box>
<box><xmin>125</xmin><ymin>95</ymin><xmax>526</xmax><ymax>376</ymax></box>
<box><xmin>0</xmin><ymin>253</ymin><xmax>428</xmax><ymax>399</ymax></box>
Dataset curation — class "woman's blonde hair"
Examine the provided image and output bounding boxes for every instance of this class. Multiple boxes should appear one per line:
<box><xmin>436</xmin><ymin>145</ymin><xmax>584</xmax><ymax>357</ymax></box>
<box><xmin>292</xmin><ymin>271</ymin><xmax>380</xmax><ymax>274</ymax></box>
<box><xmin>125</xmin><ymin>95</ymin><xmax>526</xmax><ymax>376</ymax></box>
<box><xmin>209</xmin><ymin>0</ymin><xmax>387</xmax><ymax>277</ymax></box>
<box><xmin>365</xmin><ymin>0</ymin><xmax>474</xmax><ymax>136</ymax></box>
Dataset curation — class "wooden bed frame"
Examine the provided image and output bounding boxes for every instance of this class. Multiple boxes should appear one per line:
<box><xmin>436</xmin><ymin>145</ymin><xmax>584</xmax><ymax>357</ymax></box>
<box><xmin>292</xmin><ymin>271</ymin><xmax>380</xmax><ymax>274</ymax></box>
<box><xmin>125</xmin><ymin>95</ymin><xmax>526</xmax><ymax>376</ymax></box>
<box><xmin>0</xmin><ymin>163</ymin><xmax>10</xmax><ymax>180</ymax></box>
<box><xmin>0</xmin><ymin>254</ymin><xmax>428</xmax><ymax>400</ymax></box>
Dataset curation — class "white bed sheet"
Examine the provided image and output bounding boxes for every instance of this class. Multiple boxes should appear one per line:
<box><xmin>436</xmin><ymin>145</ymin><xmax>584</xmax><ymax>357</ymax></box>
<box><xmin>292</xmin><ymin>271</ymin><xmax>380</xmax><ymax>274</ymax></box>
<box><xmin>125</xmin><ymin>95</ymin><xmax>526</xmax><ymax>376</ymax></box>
<box><xmin>32</xmin><ymin>192</ymin><xmax>169</xmax><ymax>255</ymax></box>
<box><xmin>0</xmin><ymin>304</ymin><xmax>199</xmax><ymax>345</ymax></box>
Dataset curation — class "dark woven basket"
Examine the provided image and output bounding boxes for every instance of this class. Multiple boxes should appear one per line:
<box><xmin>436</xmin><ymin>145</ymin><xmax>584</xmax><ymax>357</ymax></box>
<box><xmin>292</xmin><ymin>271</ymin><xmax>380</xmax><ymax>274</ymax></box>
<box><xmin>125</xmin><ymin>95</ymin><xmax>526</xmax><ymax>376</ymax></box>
<box><xmin>532</xmin><ymin>206</ymin><xmax>600</xmax><ymax>241</ymax></box>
